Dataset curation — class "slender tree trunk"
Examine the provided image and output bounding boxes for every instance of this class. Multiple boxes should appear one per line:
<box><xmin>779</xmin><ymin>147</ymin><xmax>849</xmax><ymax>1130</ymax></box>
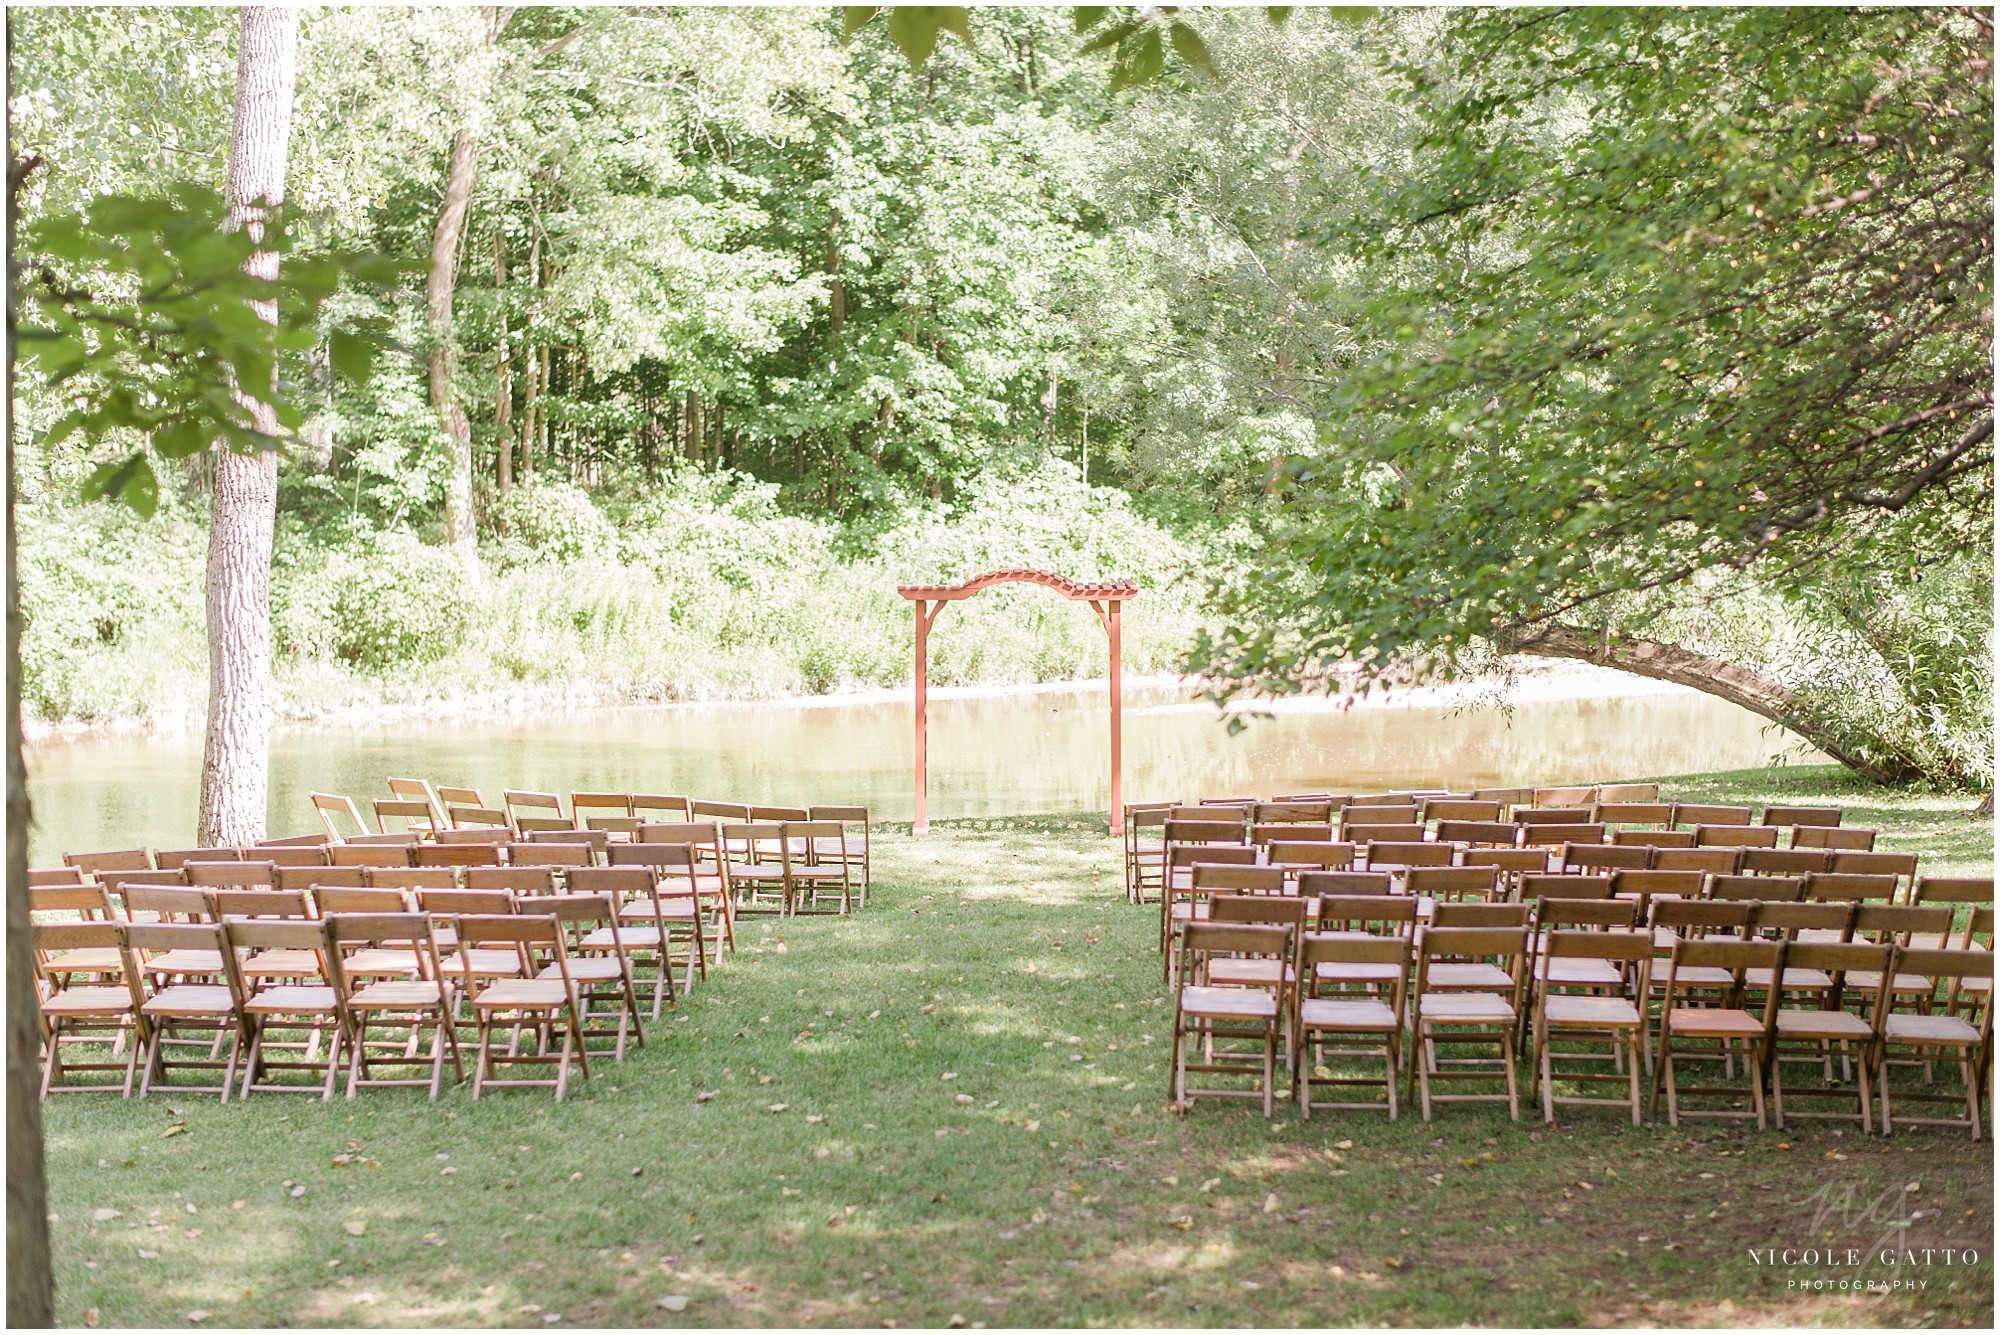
<box><xmin>494</xmin><ymin>233</ymin><xmax>512</xmax><ymax>494</ymax></box>
<box><xmin>197</xmin><ymin>5</ymin><xmax>297</xmax><ymax>848</ymax></box>
<box><xmin>430</xmin><ymin>120</ymin><xmax>478</xmax><ymax>545</ymax></box>
<box><xmin>6</xmin><ymin>17</ymin><xmax>54</xmax><ymax>1319</ymax></box>
<box><xmin>1502</xmin><ymin>624</ymin><xmax>1925</xmax><ymax>785</ymax></box>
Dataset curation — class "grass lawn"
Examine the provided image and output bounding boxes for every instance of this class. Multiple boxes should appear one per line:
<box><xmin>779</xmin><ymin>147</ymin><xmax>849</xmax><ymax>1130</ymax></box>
<box><xmin>39</xmin><ymin>765</ymin><xmax>1994</xmax><ymax>1328</ymax></box>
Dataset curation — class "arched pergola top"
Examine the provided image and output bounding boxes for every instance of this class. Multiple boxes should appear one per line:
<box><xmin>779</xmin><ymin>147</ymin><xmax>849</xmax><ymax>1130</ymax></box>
<box><xmin>896</xmin><ymin>568</ymin><xmax>1139</xmax><ymax>603</ymax></box>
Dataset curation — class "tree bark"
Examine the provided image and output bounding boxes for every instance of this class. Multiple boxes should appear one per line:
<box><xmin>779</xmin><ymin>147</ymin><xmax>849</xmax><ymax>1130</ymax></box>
<box><xmin>7</xmin><ymin>18</ymin><xmax>55</xmax><ymax>1319</ymax></box>
<box><xmin>196</xmin><ymin>5</ymin><xmax>297</xmax><ymax>848</ymax></box>
<box><xmin>494</xmin><ymin>233</ymin><xmax>513</xmax><ymax>494</ymax></box>
<box><xmin>430</xmin><ymin>120</ymin><xmax>478</xmax><ymax>545</ymax></box>
<box><xmin>1502</xmin><ymin>624</ymin><xmax>1924</xmax><ymax>785</ymax></box>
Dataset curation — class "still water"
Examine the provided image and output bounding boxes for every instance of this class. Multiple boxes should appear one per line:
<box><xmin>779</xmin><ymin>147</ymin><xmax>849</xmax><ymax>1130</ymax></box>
<box><xmin>22</xmin><ymin>677</ymin><xmax>1812</xmax><ymax>863</ymax></box>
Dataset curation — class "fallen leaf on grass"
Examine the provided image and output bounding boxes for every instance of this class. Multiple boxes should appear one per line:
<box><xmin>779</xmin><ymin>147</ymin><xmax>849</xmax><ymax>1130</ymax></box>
<box><xmin>695</xmin><ymin>1091</ymin><xmax>717</xmax><ymax>1103</ymax></box>
<box><xmin>941</xmin><ymin>1072</ymin><xmax>958</xmax><ymax>1082</ymax></box>
<box><xmin>767</xmin><ymin>1104</ymin><xmax>789</xmax><ymax>1114</ymax></box>
<box><xmin>1169</xmin><ymin>1217</ymin><xmax>1192</xmax><ymax>1231</ymax></box>
<box><xmin>289</xmin><ymin>1186</ymin><xmax>308</xmax><ymax>1200</ymax></box>
<box><xmin>92</xmin><ymin>1209</ymin><xmax>121</xmax><ymax>1223</ymax></box>
<box><xmin>1263</xmin><ymin>1194</ymin><xmax>1280</xmax><ymax>1214</ymax></box>
<box><xmin>161</xmin><ymin>1125</ymin><xmax>187</xmax><ymax>1139</ymax></box>
<box><xmin>656</xmin><ymin>1296</ymin><xmax>689</xmax><ymax>1313</ymax></box>
<box><xmin>186</xmin><ymin>1311</ymin><xmax>210</xmax><ymax>1323</ymax></box>
<box><xmin>1197</xmin><ymin>1178</ymin><xmax>1221</xmax><ymax>1194</ymax></box>
<box><xmin>344</xmin><ymin>1221</ymin><xmax>368</xmax><ymax>1237</ymax></box>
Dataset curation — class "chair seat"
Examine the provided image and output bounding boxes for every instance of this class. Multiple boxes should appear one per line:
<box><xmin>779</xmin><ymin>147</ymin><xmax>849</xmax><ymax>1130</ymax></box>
<box><xmin>41</xmin><ymin>986</ymin><xmax>135</xmax><ymax>1015</ymax></box>
<box><xmin>143</xmin><ymin>949</ymin><xmax>223</xmax><ymax>976</ymax></box>
<box><xmin>1299</xmin><ymin>997</ymin><xmax>1399</xmax><ymax>1031</ymax></box>
<box><xmin>543</xmin><ymin>958</ymin><xmax>624</xmax><ymax>983</ymax></box>
<box><xmin>1744</xmin><ymin>967</ymin><xmax>1833</xmax><ymax>991</ymax></box>
<box><xmin>1536</xmin><ymin>958</ymin><xmax>1624</xmax><ymax>987</ymax></box>
<box><xmin>341</xmin><ymin>949</ymin><xmax>421</xmax><ymax>976</ymax></box>
<box><xmin>474</xmin><ymin>978</ymin><xmax>571</xmax><ymax>1010</ymax></box>
<box><xmin>1178</xmin><ymin>985</ymin><xmax>1278</xmax><ymax>1019</ymax></box>
<box><xmin>621</xmin><ymin>900</ymin><xmax>697</xmax><ymax>921</ymax></box>
<box><xmin>437</xmin><ymin>949</ymin><xmax>525</xmax><ymax>977</ymax></box>
<box><xmin>42</xmin><ymin>948</ymin><xmax>124</xmax><ymax>974</ymax></box>
<box><xmin>244</xmin><ymin>985</ymin><xmax>339</xmax><ymax>1015</ymax></box>
<box><xmin>1544</xmin><ymin>995</ymin><xmax>1641</xmax><ymax>1027</ymax></box>
<box><xmin>1417</xmin><ymin>992</ymin><xmax>1516</xmax><ymax>1023</ymax></box>
<box><xmin>790</xmin><ymin>866</ymin><xmax>848</xmax><ymax>882</ymax></box>
<box><xmin>1314</xmin><ymin>961</ymin><xmax>1401</xmax><ymax>984</ymax></box>
<box><xmin>1883</xmin><ymin>1013</ymin><xmax>1982</xmax><ymax>1046</ymax></box>
<box><xmin>1666</xmin><ymin>1006</ymin><xmax>1766</xmax><ymax>1038</ymax></box>
<box><xmin>143</xmin><ymin>985</ymin><xmax>237</xmax><ymax>1017</ymax></box>
<box><xmin>1425</xmin><ymin>962</ymin><xmax>1514</xmax><ymax>990</ymax></box>
<box><xmin>812</xmin><ymin>838</ymin><xmax>858</xmax><ymax>857</ymax></box>
<box><xmin>1961</xmin><ymin>976</ymin><xmax>1991</xmax><ymax>995</ymax></box>
<box><xmin>241</xmin><ymin>949</ymin><xmax>322</xmax><ymax>977</ymax></box>
<box><xmin>732</xmin><ymin>863</ymin><xmax>787</xmax><ymax>882</ymax></box>
<box><xmin>1775</xmin><ymin>1008</ymin><xmax>1874</xmax><ymax>1040</ymax></box>
<box><xmin>585</xmin><ymin>925</ymin><xmax>662</xmax><ymax>949</ymax></box>
<box><xmin>1208</xmin><ymin>960</ymin><xmax>1294</xmax><ymax>987</ymax></box>
<box><xmin>1662</xmin><ymin>965</ymin><xmax>1737</xmax><ymax>989</ymax></box>
<box><xmin>1845</xmin><ymin>971</ymin><xmax>1933</xmax><ymax>994</ymax></box>
<box><xmin>349</xmin><ymin>980</ymin><xmax>455</xmax><ymax>1009</ymax></box>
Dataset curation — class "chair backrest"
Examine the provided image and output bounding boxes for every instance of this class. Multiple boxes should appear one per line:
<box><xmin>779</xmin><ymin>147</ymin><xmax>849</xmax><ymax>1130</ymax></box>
<box><xmin>1533</xmin><ymin>785</ymin><xmax>1598</xmax><ymax>808</ymax></box>
<box><xmin>1695</xmin><ymin>824</ymin><xmax>1780</xmax><ymax>849</ymax></box>
<box><xmin>1708</xmin><ymin>874</ymin><xmax>1803</xmax><ymax>903</ymax></box>
<box><xmin>1612</xmin><ymin>828</ymin><xmax>1697</xmax><ymax>848</ymax></box>
<box><xmin>156</xmin><ymin>847</ymin><xmax>242</xmax><ymax>870</ymax></box>
<box><xmin>278</xmin><ymin>865</ymin><xmax>368</xmax><ymax>891</ymax></box>
<box><xmin>1341</xmin><ymin>806</ymin><xmax>1421</xmax><ymax>829</ymax></box>
<box><xmin>260</xmin><ymin>845</ymin><xmax>332</xmax><ymax>868</ymax></box>
<box><xmin>184</xmin><ymin>860</ymin><xmax>278</xmax><ymax>890</ymax></box>
<box><xmin>1430</xmin><ymin>901</ymin><xmax>1531</xmax><ymax>928</ymax></box>
<box><xmin>225</xmin><ymin>917</ymin><xmax>337</xmax><ymax>975</ymax></box>
<box><xmin>1747</xmin><ymin>900</ymin><xmax>1854</xmax><ymax>941</ymax></box>
<box><xmin>632</xmin><ymin>793</ymin><xmax>693</xmax><ymax>820</ymax></box>
<box><xmin>1165</xmin><ymin>818</ymin><xmax>1247</xmax><ymax>847</ymax></box>
<box><xmin>750</xmin><ymin>805</ymin><xmax>810</xmax><ymax>822</ymax></box>
<box><xmin>1313</xmin><ymin>894</ymin><xmax>1419</xmax><ymax>933</ymax></box>
<box><xmin>124</xmin><ymin>922</ymin><xmax>239</xmax><ymax>990</ymax></box>
<box><xmin>536</xmin><ymin>827</ymin><xmax>611</xmax><ymax>854</ymax></box>
<box><xmin>1469</xmin><ymin>786</ymin><xmax>1535</xmax><ymax>811</ymax></box>
<box><xmin>64</xmin><ymin>848</ymin><xmax>153</xmax><ymax>876</ymax></box>
<box><xmin>1298</xmin><ymin>870</ymin><xmax>1393</xmax><ymax>897</ymax></box>
<box><xmin>1253</xmin><ymin>800</ymin><xmax>1334</xmax><ymax>825</ymax></box>
<box><xmin>1519</xmin><ymin>874</ymin><xmax>1613</xmax><ymax>902</ymax></box>
<box><xmin>791</xmin><ymin>818</ymin><xmax>846</xmax><ymax>850</ymax></box>
<box><xmin>436</xmin><ymin>784</ymin><xmax>485</xmax><ymax>807</ymax></box>
<box><xmin>1435</xmin><ymin>820</ymin><xmax>1520</xmax><ymax>847</ymax></box>
<box><xmin>1592</xmin><ymin>801</ymin><xmax>1674</xmax><ymax>827</ymax></box>
<box><xmin>1300</xmin><ymin>933</ymin><xmax>1409</xmax><ymax>991</ymax></box>
<box><xmin>1783</xmin><ymin>940</ymin><xmax>1892</xmax><ymax>994</ymax></box>
<box><xmin>415</xmin><ymin>888</ymin><xmax>514</xmax><ymax>917</ymax></box>
<box><xmin>691</xmin><ymin>799</ymin><xmax>751</xmax><ymax>821</ymax></box>
<box><xmin>1828</xmin><ymin>851</ymin><xmax>1920</xmax><ymax>888</ymax></box>
<box><xmin>467</xmin><ymin>866</ymin><xmax>557</xmax><ymax>894</ymax></box>
<box><xmin>506</xmin><ymin>841</ymin><xmax>595</xmax><ymax>868</ymax></box>
<box><xmin>1608</xmin><ymin>868</ymin><xmax>1705</xmax><ymax>904</ymax></box>
<box><xmin>1518</xmin><ymin>823</ymin><xmax>1605</xmax><ymax>848</ymax></box>
<box><xmin>1673</xmin><ymin>803</ymin><xmax>1752</xmax><ymax>828</ymax></box>
<box><xmin>1665</xmin><ymin>935</ymin><xmax>1782</xmax><ymax>984</ymax></box>
<box><xmin>1801</xmin><ymin>872</ymin><xmax>1901</xmax><ymax>904</ymax></box>
<box><xmin>446</xmin><ymin>804</ymin><xmax>511</xmax><ymax>831</ymax></box>
<box><xmin>1563</xmin><ymin>843</ymin><xmax>1650</xmax><ymax>873</ymax></box>
<box><xmin>119</xmin><ymin>884</ymin><xmax>214</xmax><ymax>923</ymax></box>
<box><xmin>1594</xmin><ymin>782</ymin><xmax>1661</xmax><ymax>803</ymax></box>
<box><xmin>315</xmin><ymin>886</ymin><xmax>412</xmax><ymax>914</ymax></box>
<box><xmin>35</xmin><ymin>921</ymin><xmax>140</xmax><ymax>987</ymax></box>
<box><xmin>1652</xmin><ymin>847</ymin><xmax>1744</xmax><ymax>876</ymax></box>
<box><xmin>637</xmin><ymin>822</ymin><xmax>719</xmax><ymax>847</ymax></box>
<box><xmin>1913</xmin><ymin>876</ymin><xmax>1995</xmax><ymax>907</ymax></box>
<box><xmin>1177</xmin><ymin>921</ymin><xmax>1292</xmax><ymax>983</ymax></box>
<box><xmin>328</xmin><ymin>841</ymin><xmax>415</xmax><ymax>868</ymax></box>
<box><xmin>1514</xmin><ymin>806</ymin><xmax>1593</xmax><ymax>826</ymax></box>
<box><xmin>1895</xmin><ymin>946</ymin><xmax>1995</xmax><ymax>984</ymax></box>
<box><xmin>1265</xmin><ymin>841</ymin><xmax>1355</xmax><ymax>872</ymax></box>
<box><xmin>1191</xmin><ymin>863</ymin><xmax>1287</xmax><ymax>895</ymax></box>
<box><xmin>419</xmin><ymin>843</ymin><xmax>499</xmax><ymax>868</ymax></box>
<box><xmin>608</xmin><ymin>843</ymin><xmax>696</xmax><ymax>869</ymax></box>
<box><xmin>566</xmin><ymin>866</ymin><xmax>657</xmax><ymax>898</ymax></box>
<box><xmin>504</xmin><ymin>789</ymin><xmax>566</xmax><ymax>821</ymax></box>
<box><xmin>1741</xmin><ymin>848</ymin><xmax>1833</xmax><ymax>878</ymax></box>
<box><xmin>324</xmin><ymin>912</ymin><xmax>443</xmax><ymax>969</ymax></box>
<box><xmin>512</xmin><ymin>815</ymin><xmax>576</xmax><ymax>835</ymax></box>
<box><xmin>1792</xmin><ymin>826</ymin><xmax>1877</xmax><ymax>851</ymax></box>
<box><xmin>386</xmin><ymin>776</ymin><xmax>449</xmax><ymax>828</ymax></box>
<box><xmin>311</xmin><ymin>792</ymin><xmax>370</xmax><ymax>840</ymax></box>
<box><xmin>571</xmin><ymin>791</ymin><xmax>634</xmax><ymax>825</ymax></box>
<box><xmin>1535</xmin><ymin>899</ymin><xmax>1639</xmax><ymax>931</ymax></box>
<box><xmin>373</xmin><ymin>798</ymin><xmax>437</xmax><ymax>834</ymax></box>
<box><xmin>1405</xmin><ymin>865</ymin><xmax>1500</xmax><ymax>902</ymax></box>
<box><xmin>1851</xmin><ymin>904</ymin><xmax>1953</xmax><ymax>947</ymax></box>
<box><xmin>1208</xmin><ymin>894</ymin><xmax>1308</xmax><ymax>928</ymax></box>
<box><xmin>1651</xmin><ymin>898</ymin><xmax>1752</xmax><ymax>941</ymax></box>
<box><xmin>27</xmin><ymin>867</ymin><xmax>85</xmax><ymax>890</ymax></box>
<box><xmin>209</xmin><ymin>889</ymin><xmax>312</xmax><ymax>920</ymax></box>
<box><xmin>1168</xmin><ymin>844</ymin><xmax>1259</xmax><ymax>871</ymax></box>
<box><xmin>1764</xmin><ymin>804</ymin><xmax>1842</xmax><ymax>828</ymax></box>
<box><xmin>368</xmin><ymin>867</ymin><xmax>459</xmax><ymax>891</ymax></box>
<box><xmin>1251</xmin><ymin>822</ymin><xmax>1335</xmax><ymax>846</ymax></box>
<box><xmin>1416</xmin><ymin>924</ymin><xmax>1526</xmax><ymax>968</ymax></box>
<box><xmin>1460</xmin><ymin>848</ymin><xmax>1549</xmax><ymax>874</ymax></box>
<box><xmin>30</xmin><ymin>885</ymin><xmax>112</xmax><ymax>919</ymax></box>
<box><xmin>1363</xmin><ymin>840</ymin><xmax>1453</xmax><ymax>868</ymax></box>
<box><xmin>1422</xmin><ymin>798</ymin><xmax>1502</xmax><ymax>824</ymax></box>
<box><xmin>1345</xmin><ymin>793</ymin><xmax>1409</xmax><ymax>809</ymax></box>
<box><xmin>1543</xmin><ymin>926</ymin><xmax>1650</xmax><ymax>963</ymax></box>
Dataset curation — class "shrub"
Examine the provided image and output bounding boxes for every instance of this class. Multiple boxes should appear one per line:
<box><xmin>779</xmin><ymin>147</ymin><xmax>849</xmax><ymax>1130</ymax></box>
<box><xmin>492</xmin><ymin>479</ymin><xmax>618</xmax><ymax>563</ymax></box>
<box><xmin>273</xmin><ymin>530</ymin><xmax>476</xmax><ymax>671</ymax></box>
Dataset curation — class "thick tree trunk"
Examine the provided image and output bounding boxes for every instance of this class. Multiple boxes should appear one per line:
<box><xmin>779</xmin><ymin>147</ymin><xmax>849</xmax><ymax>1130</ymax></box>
<box><xmin>197</xmin><ymin>5</ymin><xmax>297</xmax><ymax>848</ymax></box>
<box><xmin>7</xmin><ymin>20</ymin><xmax>55</xmax><ymax>1318</ymax></box>
<box><xmin>1503</xmin><ymin>624</ymin><xmax>1925</xmax><ymax>785</ymax></box>
<box><xmin>430</xmin><ymin>121</ymin><xmax>478</xmax><ymax>545</ymax></box>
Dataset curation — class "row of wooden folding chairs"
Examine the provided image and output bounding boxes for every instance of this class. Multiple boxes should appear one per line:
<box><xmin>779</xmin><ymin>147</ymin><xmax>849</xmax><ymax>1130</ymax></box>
<box><xmin>1170</xmin><ymin>899</ymin><xmax>1991</xmax><ymax>1133</ymax></box>
<box><xmin>34</xmin><ymin>903</ymin><xmax>656</xmax><ymax>1103</ymax></box>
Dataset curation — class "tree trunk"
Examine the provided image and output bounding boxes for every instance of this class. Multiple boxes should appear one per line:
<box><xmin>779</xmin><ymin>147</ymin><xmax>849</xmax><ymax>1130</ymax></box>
<box><xmin>196</xmin><ymin>5</ymin><xmax>297</xmax><ymax>848</ymax></box>
<box><xmin>1502</xmin><ymin>624</ymin><xmax>1925</xmax><ymax>785</ymax></box>
<box><xmin>430</xmin><ymin>120</ymin><xmax>478</xmax><ymax>546</ymax></box>
<box><xmin>7</xmin><ymin>19</ymin><xmax>55</xmax><ymax>1319</ymax></box>
<box><xmin>494</xmin><ymin>233</ymin><xmax>512</xmax><ymax>494</ymax></box>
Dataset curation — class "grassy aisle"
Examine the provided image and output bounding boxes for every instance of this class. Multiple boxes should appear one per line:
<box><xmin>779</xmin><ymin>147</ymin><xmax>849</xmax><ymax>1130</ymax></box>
<box><xmin>40</xmin><ymin>767</ymin><xmax>1993</xmax><ymax>1328</ymax></box>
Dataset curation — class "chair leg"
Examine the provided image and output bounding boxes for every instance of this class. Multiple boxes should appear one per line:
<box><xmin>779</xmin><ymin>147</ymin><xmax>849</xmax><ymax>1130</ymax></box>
<box><xmin>1627</xmin><ymin>1030</ymin><xmax>1643</xmax><ymax>1126</ymax></box>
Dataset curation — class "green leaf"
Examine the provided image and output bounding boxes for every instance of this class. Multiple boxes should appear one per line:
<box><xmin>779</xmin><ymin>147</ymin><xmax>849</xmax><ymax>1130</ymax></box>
<box><xmin>80</xmin><ymin>454</ymin><xmax>159</xmax><ymax>518</ymax></box>
<box><xmin>840</xmin><ymin>6</ymin><xmax>880</xmax><ymax>42</ymax></box>
<box><xmin>1080</xmin><ymin>17</ymin><xmax>1143</xmax><ymax>56</ymax></box>
<box><xmin>328</xmin><ymin>327</ymin><xmax>376</xmax><ymax>388</ymax></box>
<box><xmin>1168</xmin><ymin>22</ymin><xmax>1216</xmax><ymax>78</ymax></box>
<box><xmin>1266</xmin><ymin>6</ymin><xmax>1294</xmax><ymax>25</ymax></box>
<box><xmin>1074</xmin><ymin>6</ymin><xmax>1110</xmax><ymax>33</ymax></box>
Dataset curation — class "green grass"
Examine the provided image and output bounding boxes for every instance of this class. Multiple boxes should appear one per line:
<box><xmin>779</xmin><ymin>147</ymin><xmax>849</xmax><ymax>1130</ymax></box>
<box><xmin>40</xmin><ymin>767</ymin><xmax>1994</xmax><ymax>1328</ymax></box>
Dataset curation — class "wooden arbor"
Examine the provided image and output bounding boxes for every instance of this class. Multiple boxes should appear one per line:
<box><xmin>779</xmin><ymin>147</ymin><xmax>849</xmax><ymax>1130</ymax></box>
<box><xmin>896</xmin><ymin>569</ymin><xmax>1139</xmax><ymax>837</ymax></box>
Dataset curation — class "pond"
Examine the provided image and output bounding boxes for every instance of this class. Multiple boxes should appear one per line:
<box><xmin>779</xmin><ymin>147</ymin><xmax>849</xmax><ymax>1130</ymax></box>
<box><xmin>22</xmin><ymin>670</ymin><xmax>1815</xmax><ymax>863</ymax></box>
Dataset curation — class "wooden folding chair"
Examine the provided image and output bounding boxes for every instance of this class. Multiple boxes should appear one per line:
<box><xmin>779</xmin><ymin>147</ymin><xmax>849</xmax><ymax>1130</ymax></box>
<box><xmin>1207</xmin><ymin>896</ymin><xmax>1306</xmax><ymax>1052</ymax></box>
<box><xmin>1530</xmin><ymin>929</ymin><xmax>1651</xmax><ymax>1124</ymax></box>
<box><xmin>1767</xmin><ymin>941</ymin><xmax>1889</xmax><ymax>1132</ymax></box>
<box><xmin>1828</xmin><ymin>851</ymin><xmax>1921</xmax><ymax>903</ymax></box>
<box><xmin>1650</xmin><ymin>937</ymin><xmax>1781</xmax><ymax>1128</ymax></box>
<box><xmin>311</xmin><ymin>792</ymin><xmax>371</xmax><ymax>841</ymax></box>
<box><xmin>1265</xmin><ymin>841</ymin><xmax>1357</xmax><ymax>881</ymax></box>
<box><xmin>1878</xmin><ymin>948</ymin><xmax>1992</xmax><ymax>1138</ymax></box>
<box><xmin>632</xmin><ymin>793</ymin><xmax>693</xmax><ymax>822</ymax></box>
<box><xmin>1462</xmin><ymin>847</ymin><xmax>1553</xmax><ymax>898</ymax></box>
<box><xmin>229</xmin><ymin>918</ymin><xmax>349</xmax><ymax>1099</ymax></box>
<box><xmin>571</xmin><ymin>864</ymin><xmax>697</xmax><ymax>1009</ymax></box>
<box><xmin>635</xmin><ymin>823</ymin><xmax>736</xmax><ymax>950</ymax></box>
<box><xmin>386</xmin><ymin>776</ymin><xmax>449</xmax><ymax>830</ymax></box>
<box><xmin>541</xmin><ymin>893</ymin><xmax>646</xmax><ymax>1060</ymax></box>
<box><xmin>453</xmin><ymin>913</ymin><xmax>589</xmax><ymax>1100</ymax></box>
<box><xmin>65</xmin><ymin>848</ymin><xmax>153</xmax><ymax>878</ymax></box>
<box><xmin>35</xmin><ymin>923</ymin><xmax>149</xmax><ymax>1097</ymax></box>
<box><xmin>1408</xmin><ymin>925</ymin><xmax>1528</xmax><ymax>1121</ymax></box>
<box><xmin>1672</xmin><ymin>803</ymin><xmax>1753</xmax><ymax>828</ymax></box>
<box><xmin>373</xmin><ymin>798</ymin><xmax>438</xmax><ymax>835</ymax></box>
<box><xmin>1764</xmin><ymin>804</ymin><xmax>1843</xmax><ymax>829</ymax></box>
<box><xmin>327</xmin><ymin>912</ymin><xmax>461</xmax><ymax>1099</ymax></box>
<box><xmin>571</xmin><ymin>791</ymin><xmax>635</xmax><ymax>830</ymax></box>
<box><xmin>1123</xmin><ymin>802</ymin><xmax>1176</xmax><ymax>904</ymax></box>
<box><xmin>128</xmin><ymin>922</ymin><xmax>249</xmax><ymax>1101</ymax></box>
<box><xmin>788</xmin><ymin>820</ymin><xmax>856</xmax><ymax>915</ymax></box>
<box><xmin>1406</xmin><ymin>865</ymin><xmax>1501</xmax><ymax>905</ymax></box>
<box><xmin>1792</xmin><ymin>826</ymin><xmax>1877</xmax><ymax>852</ymax></box>
<box><xmin>437</xmin><ymin>784</ymin><xmax>488</xmax><ymax>817</ymax></box>
<box><xmin>1295</xmin><ymin>935</ymin><xmax>1408</xmax><ymax>1119</ymax></box>
<box><xmin>1170</xmin><ymin>922</ymin><xmax>1291</xmax><ymax>1118</ymax></box>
